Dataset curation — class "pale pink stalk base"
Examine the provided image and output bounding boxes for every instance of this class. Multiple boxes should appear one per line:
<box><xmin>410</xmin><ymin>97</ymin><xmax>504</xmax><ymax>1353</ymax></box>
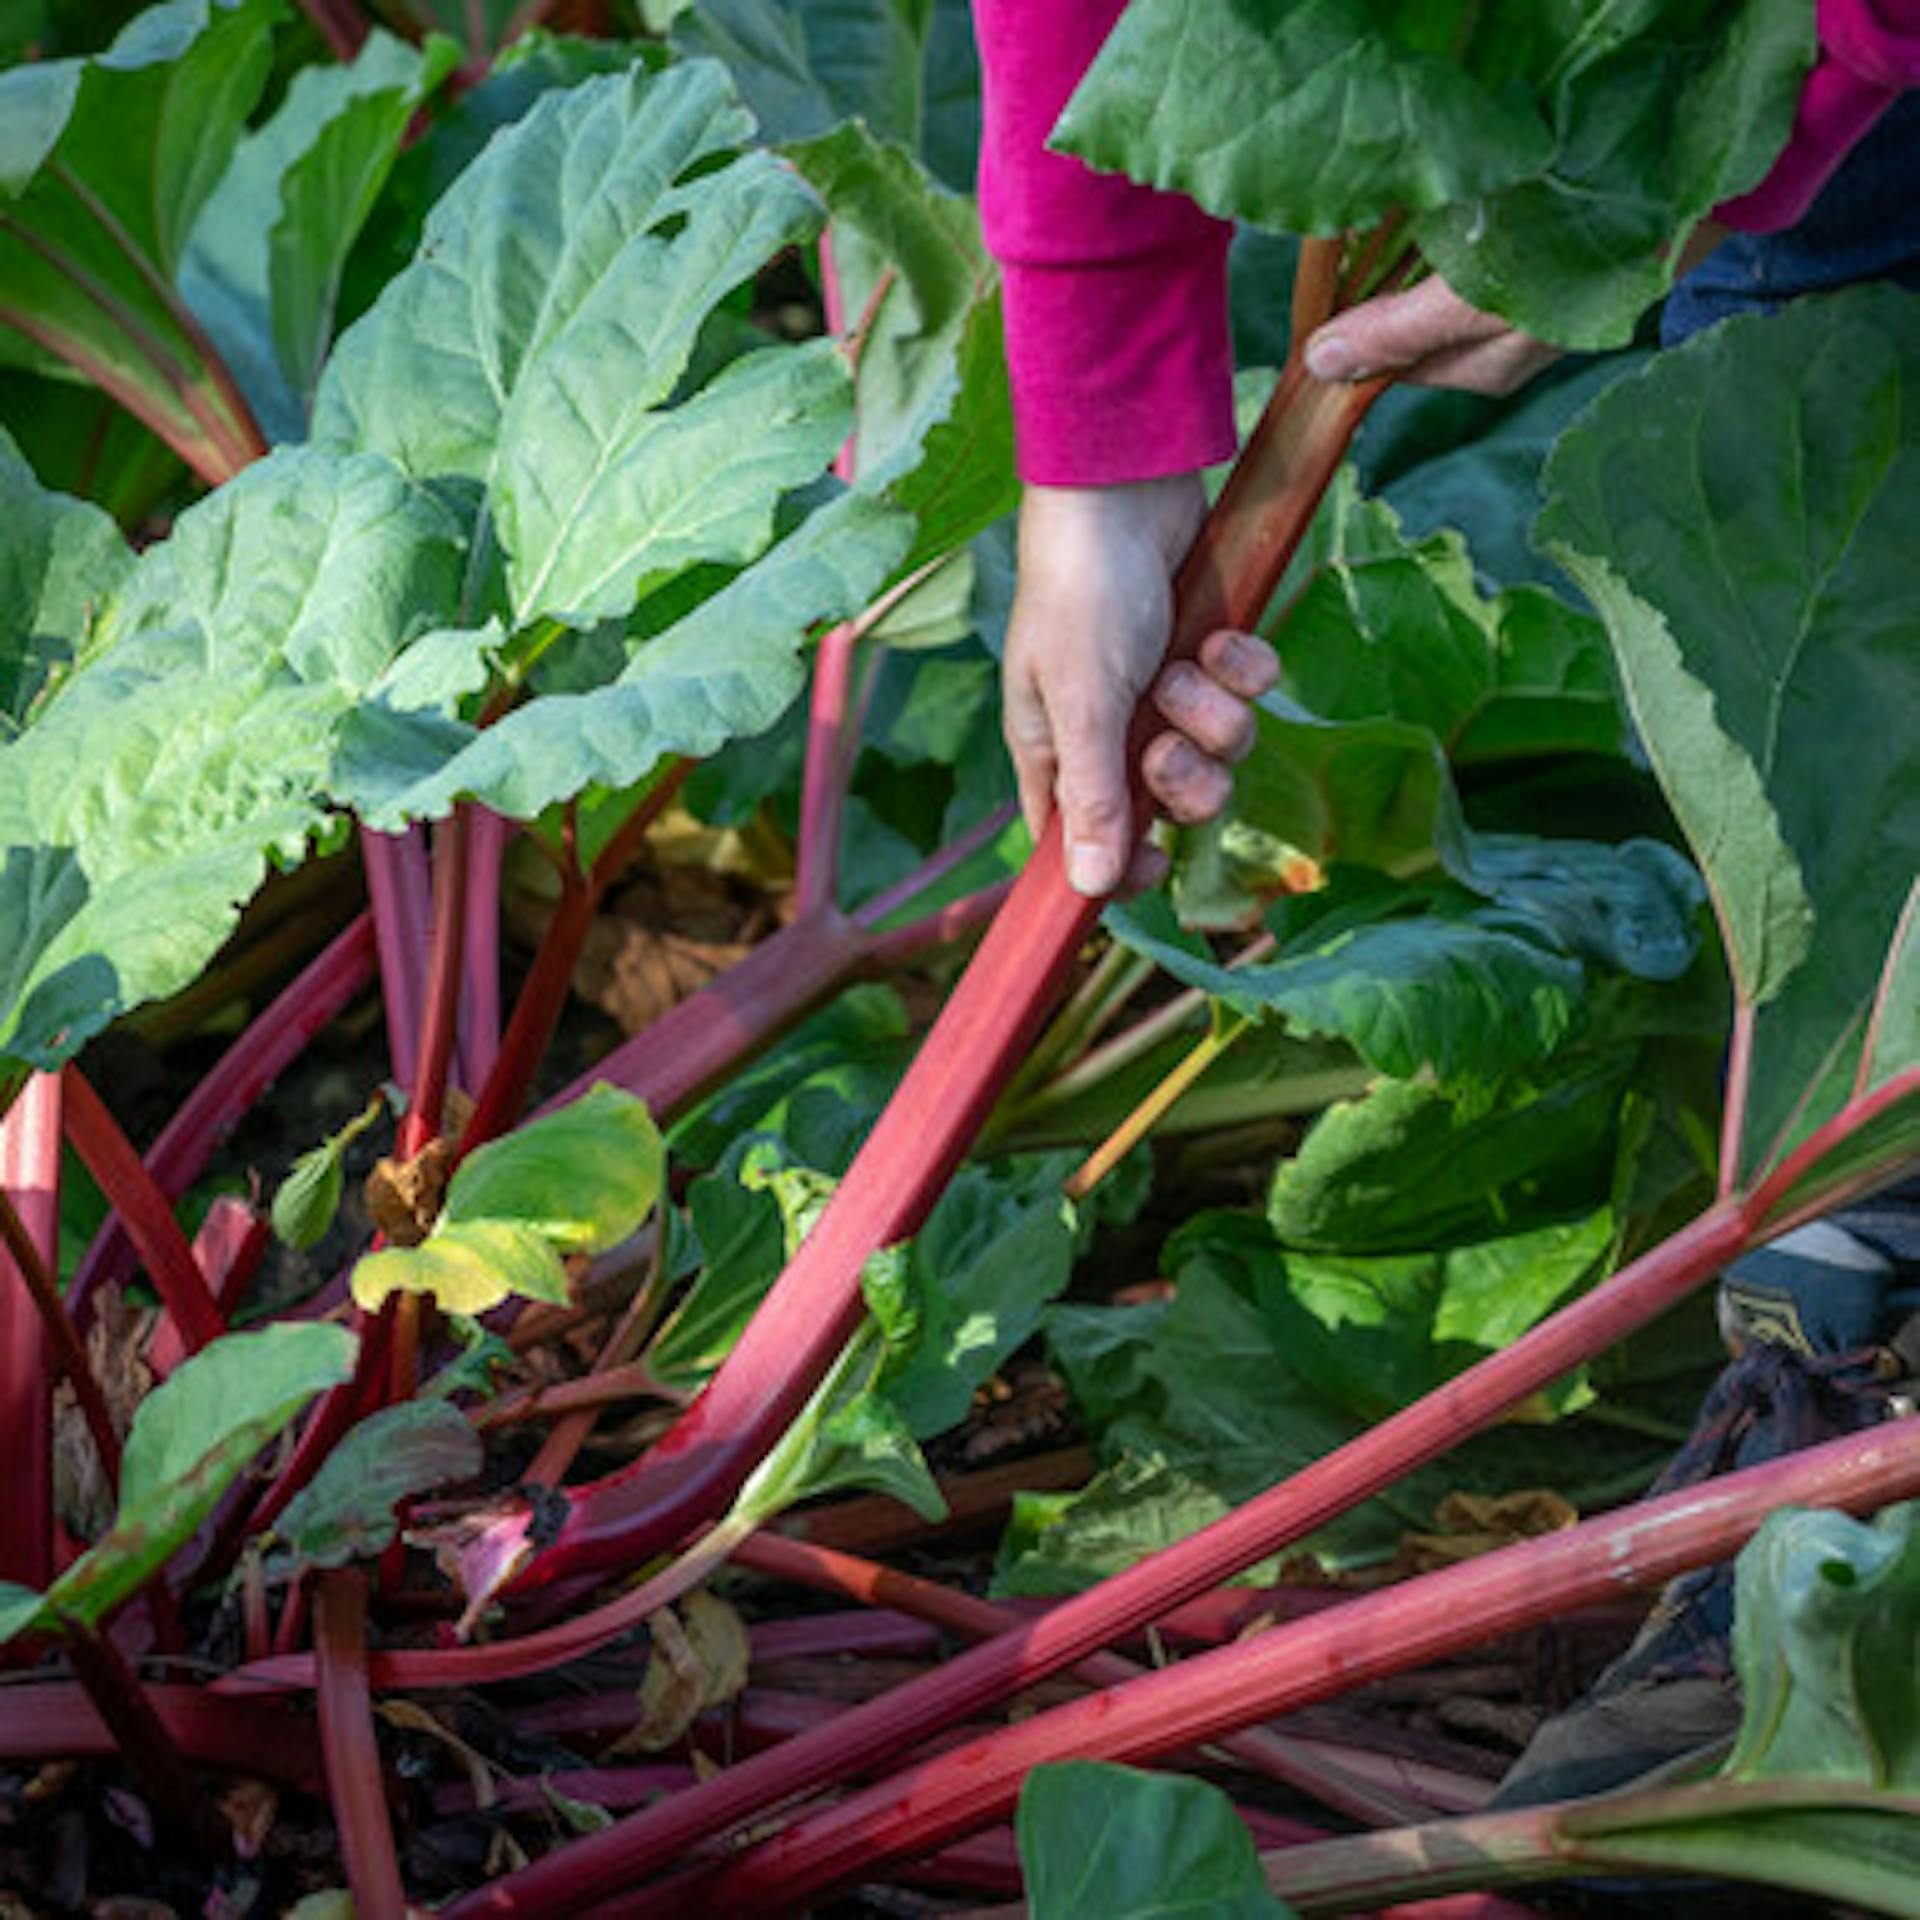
<box><xmin>0</xmin><ymin>1073</ymin><xmax>61</xmax><ymax>1585</ymax></box>
<box><xmin>361</xmin><ymin>827</ymin><xmax>432</xmax><ymax>1091</ymax></box>
<box><xmin>459</xmin><ymin>808</ymin><xmax>510</xmax><ymax>1095</ymax></box>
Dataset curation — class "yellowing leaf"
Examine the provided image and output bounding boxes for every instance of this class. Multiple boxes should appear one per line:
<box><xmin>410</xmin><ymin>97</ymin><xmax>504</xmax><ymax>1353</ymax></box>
<box><xmin>351</xmin><ymin>1219</ymin><xmax>569</xmax><ymax>1315</ymax></box>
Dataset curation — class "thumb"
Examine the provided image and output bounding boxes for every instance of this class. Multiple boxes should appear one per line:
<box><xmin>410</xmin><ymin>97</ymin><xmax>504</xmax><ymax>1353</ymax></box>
<box><xmin>1052</xmin><ymin>682</ymin><xmax>1141</xmax><ymax>898</ymax></box>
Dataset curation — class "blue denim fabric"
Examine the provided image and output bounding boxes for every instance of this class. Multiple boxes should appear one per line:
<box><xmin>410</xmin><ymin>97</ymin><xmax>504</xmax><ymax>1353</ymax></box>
<box><xmin>1663</xmin><ymin>90</ymin><xmax>1920</xmax><ymax>345</ymax></box>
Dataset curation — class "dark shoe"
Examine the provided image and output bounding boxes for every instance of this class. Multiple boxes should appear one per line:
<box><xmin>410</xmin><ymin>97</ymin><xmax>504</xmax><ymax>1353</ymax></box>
<box><xmin>1494</xmin><ymin>1194</ymin><xmax>1919</xmax><ymax>1810</ymax></box>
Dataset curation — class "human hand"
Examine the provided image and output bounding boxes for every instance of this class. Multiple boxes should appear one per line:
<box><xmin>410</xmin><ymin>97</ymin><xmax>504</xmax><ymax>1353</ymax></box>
<box><xmin>1304</xmin><ymin>274</ymin><xmax>1562</xmax><ymax>396</ymax></box>
<box><xmin>1003</xmin><ymin>474</ymin><xmax>1280</xmax><ymax>899</ymax></box>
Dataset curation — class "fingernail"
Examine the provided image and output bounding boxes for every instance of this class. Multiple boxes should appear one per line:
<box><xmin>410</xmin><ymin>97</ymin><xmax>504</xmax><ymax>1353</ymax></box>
<box><xmin>1068</xmin><ymin>840</ymin><xmax>1120</xmax><ymax>897</ymax></box>
<box><xmin>1305</xmin><ymin>331</ymin><xmax>1364</xmax><ymax>382</ymax></box>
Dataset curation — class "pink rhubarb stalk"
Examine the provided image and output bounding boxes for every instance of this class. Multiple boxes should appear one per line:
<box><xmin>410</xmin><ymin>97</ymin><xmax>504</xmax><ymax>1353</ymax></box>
<box><xmin>314</xmin><ymin>1569</ymin><xmax>407</xmax><ymax>1920</ymax></box>
<box><xmin>67</xmin><ymin>912</ymin><xmax>377</xmax><ymax>1328</ymax></box>
<box><xmin>61</xmin><ymin>1065</ymin><xmax>225</xmax><ymax>1355</ymax></box>
<box><xmin>0</xmin><ymin>1072</ymin><xmax>62</xmax><ymax>1583</ymax></box>
<box><xmin>505</xmin><ymin>361</ymin><xmax>1384</xmax><ymax>1599</ymax></box>
<box><xmin>439</xmin><ymin>1197</ymin><xmax>1752</xmax><ymax>1918</ymax></box>
<box><xmin>690</xmin><ymin>1418</ymin><xmax>1920</xmax><ymax>1915</ymax></box>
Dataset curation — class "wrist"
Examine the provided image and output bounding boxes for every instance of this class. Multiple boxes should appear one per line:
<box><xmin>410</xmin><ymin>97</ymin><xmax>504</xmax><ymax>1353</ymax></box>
<box><xmin>1020</xmin><ymin>472</ymin><xmax>1207</xmax><ymax>571</ymax></box>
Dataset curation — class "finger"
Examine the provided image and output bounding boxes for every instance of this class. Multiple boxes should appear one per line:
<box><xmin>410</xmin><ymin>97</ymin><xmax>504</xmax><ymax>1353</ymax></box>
<box><xmin>1000</xmin><ymin>669</ymin><xmax>1059</xmax><ymax>846</ymax></box>
<box><xmin>1054</xmin><ymin>686</ymin><xmax>1144</xmax><ymax>897</ymax></box>
<box><xmin>1197</xmin><ymin>628</ymin><xmax>1279</xmax><ymax>700</ymax></box>
<box><xmin>1123</xmin><ymin>839</ymin><xmax>1170</xmax><ymax>897</ymax></box>
<box><xmin>1385</xmin><ymin>331</ymin><xmax>1563</xmax><ymax>398</ymax></box>
<box><xmin>1305</xmin><ymin>277</ymin><xmax>1508</xmax><ymax>383</ymax></box>
<box><xmin>1141</xmin><ymin>730</ymin><xmax>1233</xmax><ymax>827</ymax></box>
<box><xmin>1152</xmin><ymin>660</ymin><xmax>1258</xmax><ymax>765</ymax></box>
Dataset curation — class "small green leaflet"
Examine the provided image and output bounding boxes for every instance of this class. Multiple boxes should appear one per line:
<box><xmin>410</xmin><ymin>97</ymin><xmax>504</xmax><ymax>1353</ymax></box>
<box><xmin>351</xmin><ymin>1084</ymin><xmax>663</xmax><ymax>1314</ymax></box>
<box><xmin>0</xmin><ymin>1323</ymin><xmax>357</xmax><ymax>1644</ymax></box>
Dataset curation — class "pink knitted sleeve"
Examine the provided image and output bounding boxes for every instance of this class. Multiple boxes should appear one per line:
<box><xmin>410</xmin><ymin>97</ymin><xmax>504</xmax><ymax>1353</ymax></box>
<box><xmin>1716</xmin><ymin>0</ymin><xmax>1920</xmax><ymax>230</ymax></box>
<box><xmin>973</xmin><ymin>0</ymin><xmax>1236</xmax><ymax>486</ymax></box>
<box><xmin>974</xmin><ymin>1</ymin><xmax>1920</xmax><ymax>486</ymax></box>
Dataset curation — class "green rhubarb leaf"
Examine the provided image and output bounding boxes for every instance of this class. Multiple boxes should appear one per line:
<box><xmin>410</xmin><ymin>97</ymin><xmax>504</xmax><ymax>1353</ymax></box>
<box><xmin>0</xmin><ymin>0</ymin><xmax>281</xmax><ymax>459</ymax></box>
<box><xmin>1270</xmin><ymin>469</ymin><xmax>1621</xmax><ymax>764</ymax></box>
<box><xmin>0</xmin><ymin>443</ymin><xmax>461</xmax><ymax>1077</ymax></box>
<box><xmin>37</xmin><ymin>1323</ymin><xmax>355</xmax><ymax>1631</ymax></box>
<box><xmin>1059</xmin><ymin>0</ymin><xmax>1812</xmax><ymax>349</ymax></box>
<box><xmin>1416</xmin><ymin>0</ymin><xmax>1817</xmax><ymax>348</ymax></box>
<box><xmin>1869</xmin><ymin>883</ymin><xmax>1920</xmax><ymax>1097</ymax></box>
<box><xmin>351</xmin><ymin>1219</ymin><xmax>571</xmax><ymax>1316</ymax></box>
<box><xmin>1110</xmin><ymin>887</ymin><xmax>1584</xmax><ymax>1087</ymax></box>
<box><xmin>274</xmin><ymin>1399</ymin><xmax>482</xmax><ymax>1569</ymax></box>
<box><xmin>788</xmin><ymin>120</ymin><xmax>1012</xmax><ymax>528</ymax></box>
<box><xmin>1267</xmin><ymin>1055</ymin><xmax>1632</xmax><ymax>1254</ymax></box>
<box><xmin>1054</xmin><ymin>0</ymin><xmax>1552</xmax><ymax>238</ymax></box>
<box><xmin>1018</xmin><ymin>1762</ymin><xmax>1296</xmax><ymax>1920</ymax></box>
<box><xmin>271</xmin><ymin>1094</ymin><xmax>383</xmax><ymax>1251</ymax></box>
<box><xmin>673</xmin><ymin>0</ymin><xmax>981</xmax><ymax>190</ymax></box>
<box><xmin>444</xmin><ymin>1083</ymin><xmax>664</xmax><ymax>1256</ymax></box>
<box><xmin>180</xmin><ymin>29</ymin><xmax>457</xmax><ymax>442</ymax></box>
<box><xmin>1727</xmin><ymin>1503</ymin><xmax>1920</xmax><ymax>1788</ymax></box>
<box><xmin>882</xmin><ymin>1156</ymin><xmax>1080</xmax><ymax>1439</ymax></box>
<box><xmin>0</xmin><ymin>429</ymin><xmax>132</xmax><ymax>736</ymax></box>
<box><xmin>315</xmin><ymin>60</ymin><xmax>848</xmax><ymax>631</ymax></box>
<box><xmin>334</xmin><ymin>487</ymin><xmax>912</xmax><ymax>828</ymax></box>
<box><xmin>1538</xmin><ymin>286</ymin><xmax>1920</xmax><ymax>1175</ymax></box>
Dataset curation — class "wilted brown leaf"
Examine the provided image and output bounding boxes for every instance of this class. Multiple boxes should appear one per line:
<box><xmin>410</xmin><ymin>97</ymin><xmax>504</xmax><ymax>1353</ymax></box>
<box><xmin>365</xmin><ymin>1137</ymin><xmax>456</xmax><ymax>1247</ymax></box>
<box><xmin>611</xmin><ymin>1590</ymin><xmax>752</xmax><ymax>1755</ymax></box>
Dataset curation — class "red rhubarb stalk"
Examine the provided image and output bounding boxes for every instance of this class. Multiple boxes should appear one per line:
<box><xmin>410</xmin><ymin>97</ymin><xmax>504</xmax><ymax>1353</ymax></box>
<box><xmin>732</xmin><ymin>1533</ymin><xmax>1448</xmax><ymax>1829</ymax></box>
<box><xmin>437</xmin><ymin>1199</ymin><xmax>1750</xmax><ymax>1918</ymax></box>
<box><xmin>363</xmin><ymin>826</ymin><xmax>434</xmax><ymax>1092</ymax></box>
<box><xmin>314</xmin><ymin>1569</ymin><xmax>406</xmax><ymax>1920</ymax></box>
<box><xmin>458</xmin><ymin>762</ymin><xmax>693</xmax><ymax>1152</ymax></box>
<box><xmin>460</xmin><ymin>807</ymin><xmax>511</xmax><ymax>1094</ymax></box>
<box><xmin>61</xmin><ymin>1066</ymin><xmax>225</xmax><ymax>1354</ymax></box>
<box><xmin>0</xmin><ymin>1072</ymin><xmax>62</xmax><ymax>1582</ymax></box>
<box><xmin>218</xmin><ymin>1518</ymin><xmax>754</xmax><ymax>1695</ymax></box>
<box><xmin>0</xmin><ymin>1680</ymin><xmax>322</xmax><ymax>1789</ymax></box>
<box><xmin>510</xmin><ymin>360</ymin><xmax>1384</xmax><ymax>1596</ymax></box>
<box><xmin>63</xmin><ymin>1622</ymin><xmax>231</xmax><ymax>1861</ymax></box>
<box><xmin>68</xmin><ymin>912</ymin><xmax>377</xmax><ymax>1328</ymax></box>
<box><xmin>691</xmin><ymin>1418</ymin><xmax>1920</xmax><ymax>1915</ymax></box>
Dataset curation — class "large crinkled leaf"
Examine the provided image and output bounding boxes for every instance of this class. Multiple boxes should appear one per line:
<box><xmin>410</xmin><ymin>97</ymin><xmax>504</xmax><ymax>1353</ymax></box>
<box><xmin>672</xmin><ymin>0</ymin><xmax>981</xmax><ymax>190</ymax></box>
<box><xmin>0</xmin><ymin>0</ymin><xmax>280</xmax><ymax>462</ymax></box>
<box><xmin>334</xmin><ymin>488</ymin><xmax>912</xmax><ymax>827</ymax></box>
<box><xmin>315</xmin><ymin>60</ymin><xmax>843</xmax><ymax>624</ymax></box>
<box><xmin>0</xmin><ymin>445</ymin><xmax>462</xmax><ymax>1075</ymax></box>
<box><xmin>1538</xmin><ymin>286</ymin><xmax>1920</xmax><ymax>1173</ymax></box>
<box><xmin>0</xmin><ymin>1324</ymin><xmax>357</xmax><ymax>1641</ymax></box>
<box><xmin>0</xmin><ymin>429</ymin><xmax>132</xmax><ymax>736</ymax></box>
<box><xmin>1018</xmin><ymin>1763</ymin><xmax>1295</xmax><ymax>1920</ymax></box>
<box><xmin>1271</xmin><ymin>469</ymin><xmax>1620</xmax><ymax>763</ymax></box>
<box><xmin>91</xmin><ymin>443</ymin><xmax>464</xmax><ymax>686</ymax></box>
<box><xmin>180</xmin><ymin>30</ymin><xmax>457</xmax><ymax>443</ymax></box>
<box><xmin>1058</xmin><ymin>0</ymin><xmax>1813</xmax><ymax>349</ymax></box>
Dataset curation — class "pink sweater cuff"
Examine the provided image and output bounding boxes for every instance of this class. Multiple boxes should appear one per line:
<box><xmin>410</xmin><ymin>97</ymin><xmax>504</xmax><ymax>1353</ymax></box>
<box><xmin>1715</xmin><ymin>0</ymin><xmax>1920</xmax><ymax>230</ymax></box>
<box><xmin>1001</xmin><ymin>236</ymin><xmax>1237</xmax><ymax>486</ymax></box>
